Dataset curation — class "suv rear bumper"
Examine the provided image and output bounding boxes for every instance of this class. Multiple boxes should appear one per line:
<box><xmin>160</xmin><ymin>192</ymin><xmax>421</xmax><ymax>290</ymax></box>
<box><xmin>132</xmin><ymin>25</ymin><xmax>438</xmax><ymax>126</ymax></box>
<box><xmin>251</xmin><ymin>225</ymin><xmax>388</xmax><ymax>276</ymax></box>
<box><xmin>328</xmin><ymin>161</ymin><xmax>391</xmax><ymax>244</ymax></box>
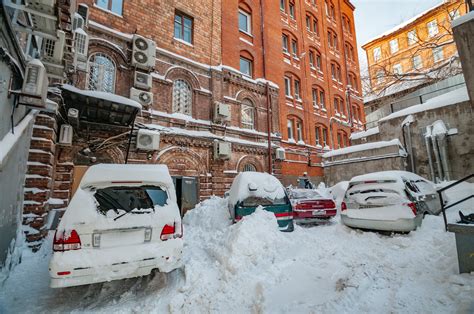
<box><xmin>49</xmin><ymin>239</ymin><xmax>183</xmax><ymax>288</ymax></box>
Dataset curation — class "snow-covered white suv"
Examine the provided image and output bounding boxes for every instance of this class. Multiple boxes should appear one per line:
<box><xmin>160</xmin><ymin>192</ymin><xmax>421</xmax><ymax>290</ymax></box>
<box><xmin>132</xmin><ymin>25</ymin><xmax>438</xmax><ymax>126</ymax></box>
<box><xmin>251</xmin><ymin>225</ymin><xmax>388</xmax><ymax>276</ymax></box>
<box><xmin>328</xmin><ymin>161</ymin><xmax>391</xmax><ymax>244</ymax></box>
<box><xmin>49</xmin><ymin>164</ymin><xmax>183</xmax><ymax>288</ymax></box>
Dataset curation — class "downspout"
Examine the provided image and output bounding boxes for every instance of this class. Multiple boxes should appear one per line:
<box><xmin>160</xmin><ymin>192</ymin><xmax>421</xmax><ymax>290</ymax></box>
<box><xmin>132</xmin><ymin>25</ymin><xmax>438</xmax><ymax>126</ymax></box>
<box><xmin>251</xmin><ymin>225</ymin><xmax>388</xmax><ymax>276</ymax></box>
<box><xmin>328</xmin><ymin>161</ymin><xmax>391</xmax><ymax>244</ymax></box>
<box><xmin>431</xmin><ymin>134</ymin><xmax>443</xmax><ymax>182</ymax></box>
<box><xmin>259</xmin><ymin>0</ymin><xmax>273</xmax><ymax>173</ymax></box>
<box><xmin>437</xmin><ymin>133</ymin><xmax>451</xmax><ymax>181</ymax></box>
<box><xmin>424</xmin><ymin>126</ymin><xmax>436</xmax><ymax>181</ymax></box>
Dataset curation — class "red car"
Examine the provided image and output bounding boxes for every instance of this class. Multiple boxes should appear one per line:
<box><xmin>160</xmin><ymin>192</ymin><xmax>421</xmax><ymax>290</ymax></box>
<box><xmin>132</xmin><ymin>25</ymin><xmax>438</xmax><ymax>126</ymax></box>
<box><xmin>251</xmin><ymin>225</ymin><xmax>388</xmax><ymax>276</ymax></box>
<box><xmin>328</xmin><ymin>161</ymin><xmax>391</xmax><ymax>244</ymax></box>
<box><xmin>289</xmin><ymin>189</ymin><xmax>337</xmax><ymax>223</ymax></box>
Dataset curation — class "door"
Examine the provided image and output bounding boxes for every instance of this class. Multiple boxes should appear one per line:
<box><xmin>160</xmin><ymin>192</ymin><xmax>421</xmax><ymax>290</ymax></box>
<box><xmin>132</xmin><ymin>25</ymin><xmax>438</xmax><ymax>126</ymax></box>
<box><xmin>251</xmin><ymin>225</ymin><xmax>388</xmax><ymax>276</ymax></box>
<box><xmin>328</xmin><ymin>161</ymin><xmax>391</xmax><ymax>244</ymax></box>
<box><xmin>172</xmin><ymin>176</ymin><xmax>199</xmax><ymax>216</ymax></box>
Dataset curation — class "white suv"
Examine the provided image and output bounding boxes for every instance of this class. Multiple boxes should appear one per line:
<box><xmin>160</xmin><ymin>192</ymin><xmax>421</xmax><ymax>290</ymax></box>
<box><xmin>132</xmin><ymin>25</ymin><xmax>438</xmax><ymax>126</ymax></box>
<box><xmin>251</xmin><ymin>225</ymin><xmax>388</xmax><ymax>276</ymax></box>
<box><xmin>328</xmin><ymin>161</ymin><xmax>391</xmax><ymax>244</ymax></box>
<box><xmin>49</xmin><ymin>164</ymin><xmax>183</xmax><ymax>288</ymax></box>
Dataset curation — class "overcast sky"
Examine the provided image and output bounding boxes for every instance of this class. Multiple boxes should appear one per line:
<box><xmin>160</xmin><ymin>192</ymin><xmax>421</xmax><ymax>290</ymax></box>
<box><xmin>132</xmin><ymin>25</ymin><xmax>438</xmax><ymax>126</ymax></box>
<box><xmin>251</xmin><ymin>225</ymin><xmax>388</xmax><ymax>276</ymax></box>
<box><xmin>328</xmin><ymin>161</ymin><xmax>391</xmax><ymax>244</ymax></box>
<box><xmin>352</xmin><ymin>0</ymin><xmax>442</xmax><ymax>70</ymax></box>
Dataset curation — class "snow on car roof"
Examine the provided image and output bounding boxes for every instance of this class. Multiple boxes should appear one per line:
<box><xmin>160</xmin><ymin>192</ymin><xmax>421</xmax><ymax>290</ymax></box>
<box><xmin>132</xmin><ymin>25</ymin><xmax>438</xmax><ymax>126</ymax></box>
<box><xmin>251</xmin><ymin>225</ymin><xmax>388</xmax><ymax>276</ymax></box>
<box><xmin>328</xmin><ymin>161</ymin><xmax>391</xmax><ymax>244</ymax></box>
<box><xmin>80</xmin><ymin>164</ymin><xmax>174</xmax><ymax>188</ymax></box>
<box><xmin>350</xmin><ymin>171</ymin><xmax>426</xmax><ymax>184</ymax></box>
<box><xmin>228</xmin><ymin>172</ymin><xmax>286</xmax><ymax>207</ymax></box>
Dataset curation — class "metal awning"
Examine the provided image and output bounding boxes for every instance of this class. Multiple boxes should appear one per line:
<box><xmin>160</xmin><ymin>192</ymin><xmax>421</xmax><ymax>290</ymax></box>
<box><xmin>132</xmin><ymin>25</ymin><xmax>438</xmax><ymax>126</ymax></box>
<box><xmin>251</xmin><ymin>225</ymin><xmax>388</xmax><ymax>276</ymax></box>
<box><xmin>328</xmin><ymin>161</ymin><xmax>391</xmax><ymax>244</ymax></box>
<box><xmin>61</xmin><ymin>84</ymin><xmax>142</xmax><ymax>127</ymax></box>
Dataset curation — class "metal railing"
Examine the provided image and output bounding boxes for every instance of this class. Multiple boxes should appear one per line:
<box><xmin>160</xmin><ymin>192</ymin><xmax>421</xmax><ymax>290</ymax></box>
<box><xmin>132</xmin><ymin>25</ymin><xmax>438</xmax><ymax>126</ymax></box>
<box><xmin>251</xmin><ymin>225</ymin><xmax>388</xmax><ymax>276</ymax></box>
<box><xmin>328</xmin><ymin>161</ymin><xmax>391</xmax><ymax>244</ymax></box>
<box><xmin>437</xmin><ymin>174</ymin><xmax>474</xmax><ymax>231</ymax></box>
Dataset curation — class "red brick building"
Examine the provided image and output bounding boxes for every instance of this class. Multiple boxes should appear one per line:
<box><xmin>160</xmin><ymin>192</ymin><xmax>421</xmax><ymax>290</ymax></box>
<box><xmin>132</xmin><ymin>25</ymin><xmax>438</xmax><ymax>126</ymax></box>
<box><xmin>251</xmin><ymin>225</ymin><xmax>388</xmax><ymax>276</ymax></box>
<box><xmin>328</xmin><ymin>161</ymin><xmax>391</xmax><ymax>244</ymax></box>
<box><xmin>222</xmin><ymin>0</ymin><xmax>365</xmax><ymax>185</ymax></box>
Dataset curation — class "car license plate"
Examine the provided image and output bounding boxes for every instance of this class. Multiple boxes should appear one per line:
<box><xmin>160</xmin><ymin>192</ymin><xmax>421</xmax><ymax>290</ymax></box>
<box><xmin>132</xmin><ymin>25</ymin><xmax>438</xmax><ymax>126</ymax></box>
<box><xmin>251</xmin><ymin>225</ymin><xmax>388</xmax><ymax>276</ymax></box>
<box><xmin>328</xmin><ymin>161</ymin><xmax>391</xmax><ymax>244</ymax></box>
<box><xmin>312</xmin><ymin>210</ymin><xmax>324</xmax><ymax>215</ymax></box>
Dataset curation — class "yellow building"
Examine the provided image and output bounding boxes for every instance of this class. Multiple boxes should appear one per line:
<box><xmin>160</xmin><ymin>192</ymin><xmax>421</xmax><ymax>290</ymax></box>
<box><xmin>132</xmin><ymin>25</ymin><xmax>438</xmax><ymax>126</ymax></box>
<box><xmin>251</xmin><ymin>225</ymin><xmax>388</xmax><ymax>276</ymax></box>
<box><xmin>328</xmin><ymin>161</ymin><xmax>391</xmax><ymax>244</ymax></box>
<box><xmin>362</xmin><ymin>0</ymin><xmax>468</xmax><ymax>92</ymax></box>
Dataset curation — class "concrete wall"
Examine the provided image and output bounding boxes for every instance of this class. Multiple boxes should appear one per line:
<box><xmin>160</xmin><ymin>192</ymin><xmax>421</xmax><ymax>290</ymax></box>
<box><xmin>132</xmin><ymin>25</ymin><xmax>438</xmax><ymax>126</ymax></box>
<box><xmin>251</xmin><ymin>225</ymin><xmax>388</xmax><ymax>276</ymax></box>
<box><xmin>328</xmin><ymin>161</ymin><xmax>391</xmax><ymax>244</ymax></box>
<box><xmin>378</xmin><ymin>100</ymin><xmax>474</xmax><ymax>181</ymax></box>
<box><xmin>323</xmin><ymin>145</ymin><xmax>406</xmax><ymax>185</ymax></box>
<box><xmin>0</xmin><ymin>10</ymin><xmax>31</xmax><ymax>266</ymax></box>
<box><xmin>453</xmin><ymin>11</ymin><xmax>474</xmax><ymax>105</ymax></box>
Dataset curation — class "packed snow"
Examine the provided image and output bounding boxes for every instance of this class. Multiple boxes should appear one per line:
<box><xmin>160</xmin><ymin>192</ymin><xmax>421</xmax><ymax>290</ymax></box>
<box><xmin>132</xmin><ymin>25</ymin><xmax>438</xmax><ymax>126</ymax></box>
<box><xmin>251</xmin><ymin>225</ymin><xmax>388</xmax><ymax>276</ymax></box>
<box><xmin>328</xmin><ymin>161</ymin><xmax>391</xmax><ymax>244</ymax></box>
<box><xmin>349</xmin><ymin>126</ymin><xmax>379</xmax><ymax>140</ymax></box>
<box><xmin>1</xmin><ymin>185</ymin><xmax>473</xmax><ymax>313</ymax></box>
<box><xmin>322</xmin><ymin>139</ymin><xmax>405</xmax><ymax>158</ymax></box>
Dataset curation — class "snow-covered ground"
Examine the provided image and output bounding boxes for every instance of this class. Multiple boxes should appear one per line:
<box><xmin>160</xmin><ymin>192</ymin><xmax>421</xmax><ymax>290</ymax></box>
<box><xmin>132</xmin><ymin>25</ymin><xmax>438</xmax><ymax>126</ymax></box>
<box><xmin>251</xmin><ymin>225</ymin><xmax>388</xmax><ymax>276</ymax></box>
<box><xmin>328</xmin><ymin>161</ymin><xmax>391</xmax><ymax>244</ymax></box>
<box><xmin>1</xmin><ymin>184</ymin><xmax>473</xmax><ymax>313</ymax></box>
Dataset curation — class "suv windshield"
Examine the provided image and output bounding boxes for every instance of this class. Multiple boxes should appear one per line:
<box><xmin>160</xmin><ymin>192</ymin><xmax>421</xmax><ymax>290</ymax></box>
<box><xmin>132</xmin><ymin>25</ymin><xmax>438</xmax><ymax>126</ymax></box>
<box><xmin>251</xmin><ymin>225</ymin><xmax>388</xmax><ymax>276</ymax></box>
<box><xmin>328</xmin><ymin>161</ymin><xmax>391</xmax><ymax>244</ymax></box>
<box><xmin>93</xmin><ymin>186</ymin><xmax>168</xmax><ymax>215</ymax></box>
<box><xmin>241</xmin><ymin>196</ymin><xmax>288</xmax><ymax>207</ymax></box>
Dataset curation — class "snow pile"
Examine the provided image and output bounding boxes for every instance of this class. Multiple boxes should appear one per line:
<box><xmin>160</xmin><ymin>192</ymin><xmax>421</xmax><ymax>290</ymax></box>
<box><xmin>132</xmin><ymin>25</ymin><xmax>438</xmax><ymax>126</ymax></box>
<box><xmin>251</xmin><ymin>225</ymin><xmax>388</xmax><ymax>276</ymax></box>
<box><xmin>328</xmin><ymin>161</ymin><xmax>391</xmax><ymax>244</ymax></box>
<box><xmin>322</xmin><ymin>139</ymin><xmax>405</xmax><ymax>158</ymax></box>
<box><xmin>1</xmin><ymin>188</ymin><xmax>474</xmax><ymax>313</ymax></box>
<box><xmin>330</xmin><ymin>181</ymin><xmax>349</xmax><ymax>209</ymax></box>
<box><xmin>349</xmin><ymin>126</ymin><xmax>380</xmax><ymax>140</ymax></box>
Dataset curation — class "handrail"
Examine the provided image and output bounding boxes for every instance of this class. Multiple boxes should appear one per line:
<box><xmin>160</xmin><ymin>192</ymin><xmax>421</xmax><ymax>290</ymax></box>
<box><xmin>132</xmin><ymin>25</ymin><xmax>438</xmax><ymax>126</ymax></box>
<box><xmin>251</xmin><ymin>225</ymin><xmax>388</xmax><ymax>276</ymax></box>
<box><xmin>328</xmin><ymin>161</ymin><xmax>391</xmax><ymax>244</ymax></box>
<box><xmin>437</xmin><ymin>173</ymin><xmax>474</xmax><ymax>231</ymax></box>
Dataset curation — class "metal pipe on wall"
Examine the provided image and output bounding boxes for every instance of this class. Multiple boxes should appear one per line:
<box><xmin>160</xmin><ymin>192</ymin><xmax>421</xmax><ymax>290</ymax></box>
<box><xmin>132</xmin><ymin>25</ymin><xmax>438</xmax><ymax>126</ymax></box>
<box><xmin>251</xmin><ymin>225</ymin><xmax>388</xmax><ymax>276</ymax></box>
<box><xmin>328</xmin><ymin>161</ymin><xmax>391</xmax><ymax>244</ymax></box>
<box><xmin>424</xmin><ymin>126</ymin><xmax>436</xmax><ymax>182</ymax></box>
<box><xmin>438</xmin><ymin>134</ymin><xmax>451</xmax><ymax>181</ymax></box>
<box><xmin>431</xmin><ymin>135</ymin><xmax>443</xmax><ymax>182</ymax></box>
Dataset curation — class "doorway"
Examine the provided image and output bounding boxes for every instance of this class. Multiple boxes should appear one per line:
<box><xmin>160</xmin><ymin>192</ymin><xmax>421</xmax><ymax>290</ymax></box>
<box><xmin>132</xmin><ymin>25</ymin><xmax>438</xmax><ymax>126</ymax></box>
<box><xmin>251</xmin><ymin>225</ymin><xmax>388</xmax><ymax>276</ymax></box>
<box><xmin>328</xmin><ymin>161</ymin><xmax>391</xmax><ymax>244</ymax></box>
<box><xmin>172</xmin><ymin>176</ymin><xmax>199</xmax><ymax>217</ymax></box>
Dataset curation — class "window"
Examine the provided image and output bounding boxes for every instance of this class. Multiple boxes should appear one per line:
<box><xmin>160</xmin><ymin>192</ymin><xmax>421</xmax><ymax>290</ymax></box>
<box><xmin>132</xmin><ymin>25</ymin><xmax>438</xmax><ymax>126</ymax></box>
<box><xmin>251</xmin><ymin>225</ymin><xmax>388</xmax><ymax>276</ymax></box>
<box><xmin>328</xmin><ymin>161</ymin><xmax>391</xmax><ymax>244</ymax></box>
<box><xmin>312</xmin><ymin>89</ymin><xmax>318</xmax><ymax>107</ymax></box>
<box><xmin>294</xmin><ymin>79</ymin><xmax>301</xmax><ymax>99</ymax></box>
<box><xmin>432</xmin><ymin>46</ymin><xmax>444</xmax><ymax>62</ymax></box>
<box><xmin>312</xmin><ymin>87</ymin><xmax>325</xmax><ymax>108</ymax></box>
<box><xmin>407</xmin><ymin>30</ymin><xmax>417</xmax><ymax>45</ymax></box>
<box><xmin>174</xmin><ymin>11</ymin><xmax>193</xmax><ymax>44</ymax></box>
<box><xmin>296</xmin><ymin>120</ymin><xmax>303</xmax><ymax>142</ymax></box>
<box><xmin>342</xmin><ymin>15</ymin><xmax>352</xmax><ymax>34</ymax></box>
<box><xmin>96</xmin><ymin>0</ymin><xmax>123</xmax><ymax>15</ymax></box>
<box><xmin>345</xmin><ymin>42</ymin><xmax>355</xmax><ymax>61</ymax></box>
<box><xmin>337</xmin><ymin>133</ymin><xmax>342</xmax><ymax>148</ymax></box>
<box><xmin>319</xmin><ymin>89</ymin><xmax>325</xmax><ymax>109</ymax></box>
<box><xmin>325</xmin><ymin>1</ymin><xmax>335</xmax><ymax>19</ymax></box>
<box><xmin>331</xmin><ymin>62</ymin><xmax>341</xmax><ymax>82</ymax></box>
<box><xmin>309</xmin><ymin>51</ymin><xmax>315</xmax><ymax>68</ymax></box>
<box><xmin>306</xmin><ymin>15</ymin><xmax>311</xmax><ymax>31</ymax></box>
<box><xmin>243</xmin><ymin>164</ymin><xmax>257</xmax><ymax>172</ymax></box>
<box><xmin>306</xmin><ymin>14</ymin><xmax>319</xmax><ymax>35</ymax></box>
<box><xmin>241</xmin><ymin>99</ymin><xmax>255</xmax><ymax>129</ymax></box>
<box><xmin>322</xmin><ymin>127</ymin><xmax>328</xmax><ymax>146</ymax></box>
<box><xmin>88</xmin><ymin>53</ymin><xmax>116</xmax><ymax>93</ymax></box>
<box><xmin>172</xmin><ymin>79</ymin><xmax>192</xmax><ymax>115</ymax></box>
<box><xmin>316</xmin><ymin>52</ymin><xmax>322</xmax><ymax>71</ymax></box>
<box><xmin>280</xmin><ymin>0</ymin><xmax>286</xmax><ymax>12</ymax></box>
<box><xmin>240</xmin><ymin>56</ymin><xmax>252</xmax><ymax>77</ymax></box>
<box><xmin>327</xmin><ymin>29</ymin><xmax>338</xmax><ymax>50</ymax></box>
<box><xmin>427</xmin><ymin>20</ymin><xmax>438</xmax><ymax>37</ymax></box>
<box><xmin>239</xmin><ymin>10</ymin><xmax>251</xmax><ymax>34</ymax></box>
<box><xmin>389</xmin><ymin>39</ymin><xmax>398</xmax><ymax>54</ymax></box>
<box><xmin>449</xmin><ymin>9</ymin><xmax>460</xmax><ymax>20</ymax></box>
<box><xmin>376</xmin><ymin>70</ymin><xmax>384</xmax><ymax>84</ymax></box>
<box><xmin>315</xmin><ymin>126</ymin><xmax>321</xmax><ymax>145</ymax></box>
<box><xmin>373</xmin><ymin>47</ymin><xmax>381</xmax><ymax>62</ymax></box>
<box><xmin>413</xmin><ymin>55</ymin><xmax>422</xmax><ymax>70</ymax></box>
<box><xmin>393</xmin><ymin>63</ymin><xmax>402</xmax><ymax>75</ymax></box>
<box><xmin>282</xmin><ymin>34</ymin><xmax>289</xmax><ymax>53</ymax></box>
<box><xmin>284</xmin><ymin>76</ymin><xmax>291</xmax><ymax>96</ymax></box>
<box><xmin>313</xmin><ymin>19</ymin><xmax>319</xmax><ymax>36</ymax></box>
<box><xmin>291</xmin><ymin>40</ymin><xmax>298</xmax><ymax>58</ymax></box>
<box><xmin>289</xmin><ymin>2</ymin><xmax>295</xmax><ymax>19</ymax></box>
<box><xmin>334</xmin><ymin>97</ymin><xmax>344</xmax><ymax>115</ymax></box>
<box><xmin>287</xmin><ymin>119</ymin><xmax>294</xmax><ymax>139</ymax></box>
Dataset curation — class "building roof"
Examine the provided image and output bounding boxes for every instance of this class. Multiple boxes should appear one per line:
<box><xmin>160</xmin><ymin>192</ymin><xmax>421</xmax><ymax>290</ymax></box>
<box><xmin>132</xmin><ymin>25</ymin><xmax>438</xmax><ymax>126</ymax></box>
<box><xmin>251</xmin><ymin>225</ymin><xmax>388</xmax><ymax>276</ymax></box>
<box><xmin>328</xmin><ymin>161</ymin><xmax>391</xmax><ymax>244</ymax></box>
<box><xmin>362</xmin><ymin>1</ymin><xmax>446</xmax><ymax>48</ymax></box>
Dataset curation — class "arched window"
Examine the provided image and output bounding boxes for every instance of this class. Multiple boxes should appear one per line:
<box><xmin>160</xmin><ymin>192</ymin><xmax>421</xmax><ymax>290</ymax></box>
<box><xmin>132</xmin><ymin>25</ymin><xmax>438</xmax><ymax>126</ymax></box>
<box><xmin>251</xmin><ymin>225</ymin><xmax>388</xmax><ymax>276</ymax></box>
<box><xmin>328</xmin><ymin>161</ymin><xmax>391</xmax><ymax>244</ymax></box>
<box><xmin>243</xmin><ymin>163</ymin><xmax>257</xmax><ymax>172</ymax></box>
<box><xmin>241</xmin><ymin>99</ymin><xmax>255</xmax><ymax>130</ymax></box>
<box><xmin>172</xmin><ymin>79</ymin><xmax>192</xmax><ymax>115</ymax></box>
<box><xmin>88</xmin><ymin>53</ymin><xmax>115</xmax><ymax>93</ymax></box>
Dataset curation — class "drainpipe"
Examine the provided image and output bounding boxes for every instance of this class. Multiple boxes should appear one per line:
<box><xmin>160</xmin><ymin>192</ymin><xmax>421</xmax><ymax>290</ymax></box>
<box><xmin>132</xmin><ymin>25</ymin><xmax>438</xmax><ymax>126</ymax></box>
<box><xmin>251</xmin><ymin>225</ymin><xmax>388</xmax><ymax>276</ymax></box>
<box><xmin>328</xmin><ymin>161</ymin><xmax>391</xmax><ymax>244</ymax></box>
<box><xmin>424</xmin><ymin>126</ymin><xmax>436</xmax><ymax>181</ymax></box>
<box><xmin>431</xmin><ymin>135</ymin><xmax>443</xmax><ymax>182</ymax></box>
<box><xmin>402</xmin><ymin>123</ymin><xmax>415</xmax><ymax>173</ymax></box>
<box><xmin>259</xmin><ymin>0</ymin><xmax>273</xmax><ymax>173</ymax></box>
<box><xmin>437</xmin><ymin>133</ymin><xmax>451</xmax><ymax>181</ymax></box>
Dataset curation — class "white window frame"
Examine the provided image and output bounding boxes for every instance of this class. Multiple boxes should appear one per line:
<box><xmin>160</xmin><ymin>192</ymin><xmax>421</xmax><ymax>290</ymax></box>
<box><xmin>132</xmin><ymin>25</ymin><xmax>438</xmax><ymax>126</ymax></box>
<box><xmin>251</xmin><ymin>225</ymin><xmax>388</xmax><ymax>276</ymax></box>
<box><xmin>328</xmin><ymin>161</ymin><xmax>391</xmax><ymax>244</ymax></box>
<box><xmin>238</xmin><ymin>9</ymin><xmax>252</xmax><ymax>35</ymax></box>
<box><xmin>239</xmin><ymin>56</ymin><xmax>252</xmax><ymax>77</ymax></box>
<box><xmin>373</xmin><ymin>47</ymin><xmax>381</xmax><ymax>62</ymax></box>
<box><xmin>376</xmin><ymin>70</ymin><xmax>384</xmax><ymax>84</ymax></box>
<box><xmin>407</xmin><ymin>30</ymin><xmax>417</xmax><ymax>45</ymax></box>
<box><xmin>296</xmin><ymin>120</ymin><xmax>303</xmax><ymax>142</ymax></box>
<box><xmin>241</xmin><ymin>99</ymin><xmax>255</xmax><ymax>130</ymax></box>
<box><xmin>413</xmin><ymin>55</ymin><xmax>422</xmax><ymax>70</ymax></box>
<box><xmin>389</xmin><ymin>39</ymin><xmax>399</xmax><ymax>54</ymax></box>
<box><xmin>432</xmin><ymin>46</ymin><xmax>444</xmax><ymax>63</ymax></box>
<box><xmin>172</xmin><ymin>79</ymin><xmax>193</xmax><ymax>116</ymax></box>
<box><xmin>282</xmin><ymin>34</ymin><xmax>289</xmax><ymax>53</ymax></box>
<box><xmin>287</xmin><ymin>119</ymin><xmax>294</xmax><ymax>140</ymax></box>
<box><xmin>427</xmin><ymin>20</ymin><xmax>438</xmax><ymax>37</ymax></box>
<box><xmin>284</xmin><ymin>76</ymin><xmax>291</xmax><ymax>96</ymax></box>
<box><xmin>393</xmin><ymin>63</ymin><xmax>403</xmax><ymax>75</ymax></box>
<box><xmin>87</xmin><ymin>53</ymin><xmax>116</xmax><ymax>93</ymax></box>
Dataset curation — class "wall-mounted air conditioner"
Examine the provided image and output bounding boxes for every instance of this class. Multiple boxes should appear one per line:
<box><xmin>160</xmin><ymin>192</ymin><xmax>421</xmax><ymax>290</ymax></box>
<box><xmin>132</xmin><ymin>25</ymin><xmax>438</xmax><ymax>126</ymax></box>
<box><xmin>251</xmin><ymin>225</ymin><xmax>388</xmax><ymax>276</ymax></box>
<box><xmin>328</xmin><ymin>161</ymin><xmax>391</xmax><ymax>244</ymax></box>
<box><xmin>20</xmin><ymin>59</ymin><xmax>48</xmax><ymax>108</ymax></box>
<box><xmin>130</xmin><ymin>87</ymin><xmax>153</xmax><ymax>107</ymax></box>
<box><xmin>58</xmin><ymin>124</ymin><xmax>73</xmax><ymax>146</ymax></box>
<box><xmin>136</xmin><ymin>129</ymin><xmax>160</xmax><ymax>151</ymax></box>
<box><xmin>214</xmin><ymin>140</ymin><xmax>232</xmax><ymax>160</ymax></box>
<box><xmin>134</xmin><ymin>71</ymin><xmax>152</xmax><ymax>90</ymax></box>
<box><xmin>275</xmin><ymin>147</ymin><xmax>286</xmax><ymax>161</ymax></box>
<box><xmin>132</xmin><ymin>35</ymin><xmax>156</xmax><ymax>70</ymax></box>
<box><xmin>41</xmin><ymin>30</ymin><xmax>65</xmax><ymax>65</ymax></box>
<box><xmin>214</xmin><ymin>101</ymin><xmax>231</xmax><ymax>122</ymax></box>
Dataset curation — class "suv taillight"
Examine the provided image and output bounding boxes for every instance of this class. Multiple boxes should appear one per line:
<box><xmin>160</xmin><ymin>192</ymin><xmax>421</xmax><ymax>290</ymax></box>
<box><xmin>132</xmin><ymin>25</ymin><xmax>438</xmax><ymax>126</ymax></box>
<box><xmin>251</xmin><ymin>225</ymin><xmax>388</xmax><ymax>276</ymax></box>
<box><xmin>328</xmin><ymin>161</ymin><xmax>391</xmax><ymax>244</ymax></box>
<box><xmin>407</xmin><ymin>202</ymin><xmax>417</xmax><ymax>215</ymax></box>
<box><xmin>53</xmin><ymin>230</ymin><xmax>81</xmax><ymax>252</ymax></box>
<box><xmin>160</xmin><ymin>222</ymin><xmax>183</xmax><ymax>241</ymax></box>
<box><xmin>341</xmin><ymin>202</ymin><xmax>347</xmax><ymax>211</ymax></box>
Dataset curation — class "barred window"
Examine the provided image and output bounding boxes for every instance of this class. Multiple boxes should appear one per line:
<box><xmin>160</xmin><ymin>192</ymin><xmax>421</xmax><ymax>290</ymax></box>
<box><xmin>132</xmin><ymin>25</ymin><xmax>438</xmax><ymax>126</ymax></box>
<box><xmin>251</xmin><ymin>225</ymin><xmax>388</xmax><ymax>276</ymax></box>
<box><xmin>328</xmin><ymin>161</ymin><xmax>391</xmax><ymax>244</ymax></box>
<box><xmin>88</xmin><ymin>53</ymin><xmax>115</xmax><ymax>93</ymax></box>
<box><xmin>172</xmin><ymin>79</ymin><xmax>192</xmax><ymax>115</ymax></box>
<box><xmin>243</xmin><ymin>163</ymin><xmax>257</xmax><ymax>172</ymax></box>
<box><xmin>241</xmin><ymin>99</ymin><xmax>255</xmax><ymax>130</ymax></box>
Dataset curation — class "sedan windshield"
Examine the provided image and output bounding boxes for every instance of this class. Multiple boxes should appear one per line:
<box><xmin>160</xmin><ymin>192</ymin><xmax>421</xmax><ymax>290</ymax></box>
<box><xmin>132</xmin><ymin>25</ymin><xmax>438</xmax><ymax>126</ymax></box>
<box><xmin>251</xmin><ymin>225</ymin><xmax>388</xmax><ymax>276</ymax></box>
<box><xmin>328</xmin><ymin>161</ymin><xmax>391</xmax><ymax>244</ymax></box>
<box><xmin>93</xmin><ymin>186</ymin><xmax>168</xmax><ymax>215</ymax></box>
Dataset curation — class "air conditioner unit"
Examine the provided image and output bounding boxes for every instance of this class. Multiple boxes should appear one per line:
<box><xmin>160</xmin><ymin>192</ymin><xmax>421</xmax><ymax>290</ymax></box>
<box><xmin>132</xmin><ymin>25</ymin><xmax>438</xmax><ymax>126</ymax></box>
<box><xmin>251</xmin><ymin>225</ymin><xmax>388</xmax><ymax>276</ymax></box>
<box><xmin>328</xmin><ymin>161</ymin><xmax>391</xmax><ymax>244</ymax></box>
<box><xmin>58</xmin><ymin>124</ymin><xmax>73</xmax><ymax>146</ymax></box>
<box><xmin>132</xmin><ymin>35</ymin><xmax>156</xmax><ymax>70</ymax></box>
<box><xmin>72</xmin><ymin>13</ymin><xmax>84</xmax><ymax>30</ymax></box>
<box><xmin>20</xmin><ymin>59</ymin><xmax>48</xmax><ymax>109</ymax></box>
<box><xmin>134</xmin><ymin>71</ymin><xmax>152</xmax><ymax>90</ymax></box>
<box><xmin>77</xmin><ymin>4</ymin><xmax>89</xmax><ymax>27</ymax></box>
<box><xmin>213</xmin><ymin>140</ymin><xmax>232</xmax><ymax>160</ymax></box>
<box><xmin>275</xmin><ymin>147</ymin><xmax>286</xmax><ymax>161</ymax></box>
<box><xmin>41</xmin><ymin>30</ymin><xmax>65</xmax><ymax>65</ymax></box>
<box><xmin>136</xmin><ymin>129</ymin><xmax>160</xmax><ymax>151</ymax></box>
<box><xmin>130</xmin><ymin>87</ymin><xmax>153</xmax><ymax>107</ymax></box>
<box><xmin>214</xmin><ymin>102</ymin><xmax>231</xmax><ymax>122</ymax></box>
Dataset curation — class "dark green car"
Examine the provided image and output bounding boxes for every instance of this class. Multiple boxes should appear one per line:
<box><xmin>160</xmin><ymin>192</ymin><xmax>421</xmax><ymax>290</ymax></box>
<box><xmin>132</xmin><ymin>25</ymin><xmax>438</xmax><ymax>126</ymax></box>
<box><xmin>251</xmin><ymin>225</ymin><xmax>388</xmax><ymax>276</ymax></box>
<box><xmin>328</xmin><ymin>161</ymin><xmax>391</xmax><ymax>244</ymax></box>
<box><xmin>227</xmin><ymin>172</ymin><xmax>294</xmax><ymax>232</ymax></box>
